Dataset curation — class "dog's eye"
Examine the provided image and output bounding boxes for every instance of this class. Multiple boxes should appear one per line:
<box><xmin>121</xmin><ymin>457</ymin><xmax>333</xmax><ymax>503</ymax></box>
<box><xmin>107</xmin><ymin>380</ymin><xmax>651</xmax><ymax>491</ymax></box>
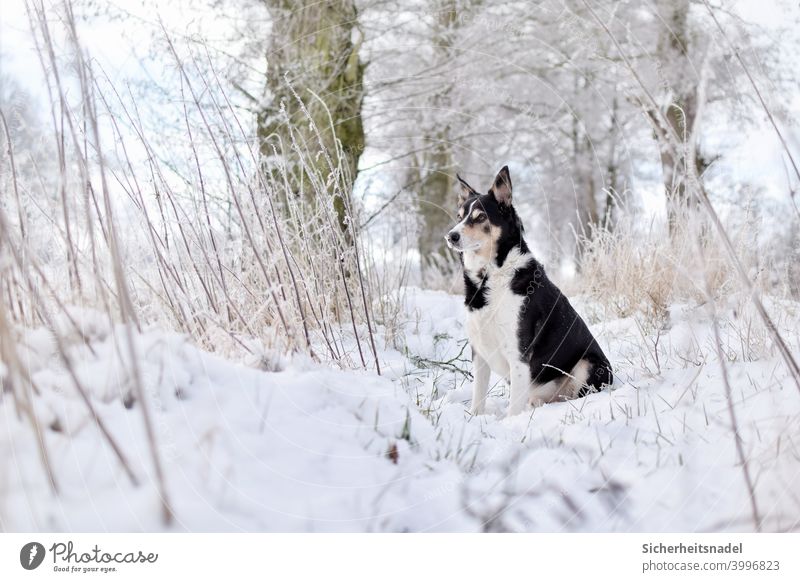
<box><xmin>473</xmin><ymin>214</ymin><xmax>486</xmax><ymax>223</ymax></box>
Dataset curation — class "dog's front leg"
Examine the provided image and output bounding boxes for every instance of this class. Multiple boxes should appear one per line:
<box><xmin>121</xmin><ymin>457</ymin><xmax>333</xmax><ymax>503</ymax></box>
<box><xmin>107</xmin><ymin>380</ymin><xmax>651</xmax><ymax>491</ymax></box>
<box><xmin>470</xmin><ymin>349</ymin><xmax>490</xmax><ymax>415</ymax></box>
<box><xmin>507</xmin><ymin>361</ymin><xmax>531</xmax><ymax>416</ymax></box>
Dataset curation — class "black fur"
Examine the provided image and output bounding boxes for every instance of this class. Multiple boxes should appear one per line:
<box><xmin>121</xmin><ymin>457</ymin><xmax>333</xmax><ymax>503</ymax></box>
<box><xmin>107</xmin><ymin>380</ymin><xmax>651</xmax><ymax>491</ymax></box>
<box><xmin>510</xmin><ymin>256</ymin><xmax>613</xmax><ymax>395</ymax></box>
<box><xmin>453</xmin><ymin>168</ymin><xmax>612</xmax><ymax>397</ymax></box>
<box><xmin>463</xmin><ymin>272</ymin><xmax>487</xmax><ymax>310</ymax></box>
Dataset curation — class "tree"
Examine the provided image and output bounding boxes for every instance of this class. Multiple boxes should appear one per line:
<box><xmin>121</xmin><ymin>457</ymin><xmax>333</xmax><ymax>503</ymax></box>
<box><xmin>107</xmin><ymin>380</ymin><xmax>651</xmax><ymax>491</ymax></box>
<box><xmin>257</xmin><ymin>0</ymin><xmax>365</xmax><ymax>240</ymax></box>
<box><xmin>416</xmin><ymin>0</ymin><xmax>458</xmax><ymax>265</ymax></box>
<box><xmin>651</xmin><ymin>0</ymin><xmax>707</xmax><ymax>235</ymax></box>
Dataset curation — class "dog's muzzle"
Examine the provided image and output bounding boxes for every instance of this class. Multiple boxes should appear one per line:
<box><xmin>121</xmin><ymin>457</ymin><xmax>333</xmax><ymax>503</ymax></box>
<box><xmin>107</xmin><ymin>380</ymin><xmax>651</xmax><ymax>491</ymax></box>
<box><xmin>445</xmin><ymin>230</ymin><xmax>462</xmax><ymax>251</ymax></box>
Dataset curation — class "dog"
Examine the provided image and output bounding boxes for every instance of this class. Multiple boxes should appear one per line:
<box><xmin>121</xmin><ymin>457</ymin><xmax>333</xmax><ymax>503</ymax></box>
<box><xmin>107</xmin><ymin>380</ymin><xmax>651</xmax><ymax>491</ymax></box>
<box><xmin>445</xmin><ymin>165</ymin><xmax>613</xmax><ymax>416</ymax></box>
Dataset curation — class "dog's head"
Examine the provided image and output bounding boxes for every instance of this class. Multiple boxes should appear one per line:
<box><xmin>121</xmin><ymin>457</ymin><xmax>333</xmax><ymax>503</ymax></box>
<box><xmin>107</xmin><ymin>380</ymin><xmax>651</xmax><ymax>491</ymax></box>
<box><xmin>445</xmin><ymin>165</ymin><xmax>524</xmax><ymax>267</ymax></box>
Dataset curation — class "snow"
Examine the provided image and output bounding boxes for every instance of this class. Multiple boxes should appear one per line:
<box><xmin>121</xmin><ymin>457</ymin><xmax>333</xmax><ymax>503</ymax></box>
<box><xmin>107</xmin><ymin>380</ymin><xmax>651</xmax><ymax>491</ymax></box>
<box><xmin>2</xmin><ymin>288</ymin><xmax>800</xmax><ymax>532</ymax></box>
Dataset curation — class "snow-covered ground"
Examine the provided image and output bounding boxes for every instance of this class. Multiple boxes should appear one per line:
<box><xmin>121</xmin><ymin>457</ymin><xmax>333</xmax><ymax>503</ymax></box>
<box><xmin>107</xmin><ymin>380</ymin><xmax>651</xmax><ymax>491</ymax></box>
<box><xmin>2</xmin><ymin>288</ymin><xmax>800</xmax><ymax>532</ymax></box>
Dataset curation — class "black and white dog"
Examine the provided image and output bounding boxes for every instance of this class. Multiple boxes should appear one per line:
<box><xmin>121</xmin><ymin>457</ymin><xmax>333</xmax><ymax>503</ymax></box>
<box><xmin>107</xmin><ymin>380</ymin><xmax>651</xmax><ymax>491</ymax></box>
<box><xmin>445</xmin><ymin>166</ymin><xmax>612</xmax><ymax>416</ymax></box>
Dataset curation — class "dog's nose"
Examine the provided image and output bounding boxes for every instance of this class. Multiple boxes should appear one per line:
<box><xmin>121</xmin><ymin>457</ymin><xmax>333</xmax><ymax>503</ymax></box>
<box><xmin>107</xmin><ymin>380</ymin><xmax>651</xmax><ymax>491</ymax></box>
<box><xmin>448</xmin><ymin>232</ymin><xmax>460</xmax><ymax>244</ymax></box>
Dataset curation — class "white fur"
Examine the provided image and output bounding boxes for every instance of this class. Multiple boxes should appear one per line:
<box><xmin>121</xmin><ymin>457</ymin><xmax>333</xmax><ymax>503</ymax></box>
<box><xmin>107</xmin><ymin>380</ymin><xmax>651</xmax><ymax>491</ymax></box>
<box><xmin>466</xmin><ymin>247</ymin><xmax>532</xmax><ymax>415</ymax></box>
<box><xmin>465</xmin><ymin>247</ymin><xmax>592</xmax><ymax>416</ymax></box>
<box><xmin>528</xmin><ymin>359</ymin><xmax>591</xmax><ymax>407</ymax></box>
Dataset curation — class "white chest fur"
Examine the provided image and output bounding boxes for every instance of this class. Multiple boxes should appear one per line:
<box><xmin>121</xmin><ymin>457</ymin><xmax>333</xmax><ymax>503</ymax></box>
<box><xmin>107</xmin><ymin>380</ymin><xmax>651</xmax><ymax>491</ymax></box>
<box><xmin>464</xmin><ymin>249</ymin><xmax>530</xmax><ymax>379</ymax></box>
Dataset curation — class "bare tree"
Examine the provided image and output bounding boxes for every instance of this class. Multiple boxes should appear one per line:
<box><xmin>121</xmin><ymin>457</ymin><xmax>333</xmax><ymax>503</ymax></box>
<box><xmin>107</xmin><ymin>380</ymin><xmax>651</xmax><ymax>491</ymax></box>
<box><xmin>651</xmin><ymin>0</ymin><xmax>707</xmax><ymax>235</ymax></box>
<box><xmin>416</xmin><ymin>0</ymin><xmax>458</xmax><ymax>264</ymax></box>
<box><xmin>257</xmin><ymin>0</ymin><xmax>366</xmax><ymax>239</ymax></box>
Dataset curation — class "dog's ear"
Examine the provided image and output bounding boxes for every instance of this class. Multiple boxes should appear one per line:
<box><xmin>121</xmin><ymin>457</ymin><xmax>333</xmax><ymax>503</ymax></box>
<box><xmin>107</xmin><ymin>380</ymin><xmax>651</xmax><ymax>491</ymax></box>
<box><xmin>456</xmin><ymin>174</ymin><xmax>479</xmax><ymax>205</ymax></box>
<box><xmin>488</xmin><ymin>165</ymin><xmax>512</xmax><ymax>206</ymax></box>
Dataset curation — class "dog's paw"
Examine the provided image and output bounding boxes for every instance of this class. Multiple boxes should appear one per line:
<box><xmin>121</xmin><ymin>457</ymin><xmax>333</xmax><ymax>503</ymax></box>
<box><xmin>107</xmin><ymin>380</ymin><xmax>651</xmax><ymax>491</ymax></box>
<box><xmin>528</xmin><ymin>396</ymin><xmax>545</xmax><ymax>408</ymax></box>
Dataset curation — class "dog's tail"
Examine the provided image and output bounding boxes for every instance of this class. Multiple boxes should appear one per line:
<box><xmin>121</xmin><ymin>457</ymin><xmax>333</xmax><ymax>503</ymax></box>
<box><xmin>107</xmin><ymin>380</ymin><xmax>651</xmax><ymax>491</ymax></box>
<box><xmin>577</xmin><ymin>354</ymin><xmax>613</xmax><ymax>397</ymax></box>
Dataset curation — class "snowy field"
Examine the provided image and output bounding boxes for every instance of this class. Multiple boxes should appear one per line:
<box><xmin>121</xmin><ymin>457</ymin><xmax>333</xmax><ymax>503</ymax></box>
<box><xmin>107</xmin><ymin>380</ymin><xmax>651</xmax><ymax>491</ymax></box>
<box><xmin>3</xmin><ymin>287</ymin><xmax>799</xmax><ymax>532</ymax></box>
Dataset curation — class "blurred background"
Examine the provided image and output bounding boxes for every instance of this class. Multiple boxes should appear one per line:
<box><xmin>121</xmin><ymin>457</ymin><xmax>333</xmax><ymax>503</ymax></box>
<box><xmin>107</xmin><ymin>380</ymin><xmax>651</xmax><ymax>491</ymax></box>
<box><xmin>3</xmin><ymin>1</ymin><xmax>799</xmax><ymax>294</ymax></box>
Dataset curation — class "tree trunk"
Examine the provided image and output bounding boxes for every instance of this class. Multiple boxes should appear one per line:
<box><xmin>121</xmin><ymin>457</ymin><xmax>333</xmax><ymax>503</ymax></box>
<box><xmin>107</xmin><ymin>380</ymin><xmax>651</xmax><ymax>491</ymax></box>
<box><xmin>418</xmin><ymin>141</ymin><xmax>454</xmax><ymax>263</ymax></box>
<box><xmin>417</xmin><ymin>1</ymin><xmax>457</xmax><ymax>266</ymax></box>
<box><xmin>573</xmin><ymin>72</ymin><xmax>600</xmax><ymax>267</ymax></box>
<box><xmin>603</xmin><ymin>93</ymin><xmax>622</xmax><ymax>230</ymax></box>
<box><xmin>258</xmin><ymin>0</ymin><xmax>365</xmax><ymax>241</ymax></box>
<box><xmin>656</xmin><ymin>0</ymin><xmax>704</xmax><ymax>236</ymax></box>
